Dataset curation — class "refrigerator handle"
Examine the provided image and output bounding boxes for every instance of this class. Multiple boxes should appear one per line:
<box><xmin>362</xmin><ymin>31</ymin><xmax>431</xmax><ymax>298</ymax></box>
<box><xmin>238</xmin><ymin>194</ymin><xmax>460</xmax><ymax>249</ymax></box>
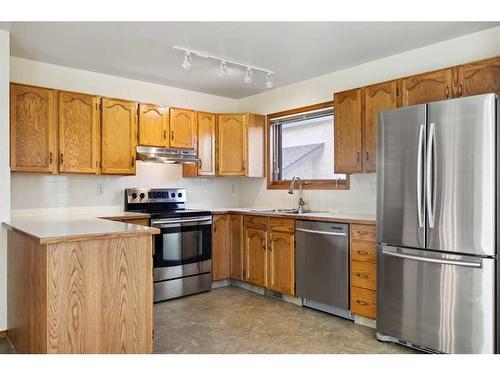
<box><xmin>426</xmin><ymin>122</ymin><xmax>436</xmax><ymax>228</ymax></box>
<box><xmin>416</xmin><ymin>124</ymin><xmax>425</xmax><ymax>228</ymax></box>
<box><xmin>381</xmin><ymin>248</ymin><xmax>482</xmax><ymax>268</ymax></box>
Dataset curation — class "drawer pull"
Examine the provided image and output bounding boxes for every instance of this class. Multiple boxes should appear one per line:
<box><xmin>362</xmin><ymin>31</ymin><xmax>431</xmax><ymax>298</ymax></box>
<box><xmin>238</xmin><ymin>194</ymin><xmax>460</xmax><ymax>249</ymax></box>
<box><xmin>357</xmin><ymin>250</ymin><xmax>370</xmax><ymax>255</ymax></box>
<box><xmin>356</xmin><ymin>273</ymin><xmax>370</xmax><ymax>279</ymax></box>
<box><xmin>356</xmin><ymin>300</ymin><xmax>368</xmax><ymax>306</ymax></box>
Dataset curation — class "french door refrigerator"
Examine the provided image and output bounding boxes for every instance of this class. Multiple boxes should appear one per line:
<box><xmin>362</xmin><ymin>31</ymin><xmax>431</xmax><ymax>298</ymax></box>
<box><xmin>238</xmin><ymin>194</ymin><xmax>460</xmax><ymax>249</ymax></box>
<box><xmin>376</xmin><ymin>93</ymin><xmax>498</xmax><ymax>354</ymax></box>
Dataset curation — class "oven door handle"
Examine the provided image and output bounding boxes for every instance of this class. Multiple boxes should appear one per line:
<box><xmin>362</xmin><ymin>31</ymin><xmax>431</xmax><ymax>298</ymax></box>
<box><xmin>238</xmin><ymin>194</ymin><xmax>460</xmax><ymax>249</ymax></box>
<box><xmin>152</xmin><ymin>217</ymin><xmax>212</xmax><ymax>227</ymax></box>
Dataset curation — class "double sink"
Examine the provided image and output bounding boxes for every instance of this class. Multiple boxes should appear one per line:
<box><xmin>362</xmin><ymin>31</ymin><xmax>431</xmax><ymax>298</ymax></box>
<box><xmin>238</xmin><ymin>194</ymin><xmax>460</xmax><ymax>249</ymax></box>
<box><xmin>249</xmin><ymin>208</ymin><xmax>322</xmax><ymax>215</ymax></box>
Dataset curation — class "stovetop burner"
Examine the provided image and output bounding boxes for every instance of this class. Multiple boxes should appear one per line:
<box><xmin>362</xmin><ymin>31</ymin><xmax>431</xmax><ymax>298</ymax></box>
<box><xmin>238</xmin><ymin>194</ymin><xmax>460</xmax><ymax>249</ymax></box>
<box><xmin>124</xmin><ymin>188</ymin><xmax>211</xmax><ymax>218</ymax></box>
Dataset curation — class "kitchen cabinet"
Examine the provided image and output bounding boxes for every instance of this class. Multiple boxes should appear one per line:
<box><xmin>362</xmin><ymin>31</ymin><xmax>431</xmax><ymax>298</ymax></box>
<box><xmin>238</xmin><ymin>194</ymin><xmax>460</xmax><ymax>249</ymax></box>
<box><xmin>217</xmin><ymin>113</ymin><xmax>265</xmax><ymax>177</ymax></box>
<box><xmin>455</xmin><ymin>56</ymin><xmax>500</xmax><ymax>97</ymax></box>
<box><xmin>169</xmin><ymin>107</ymin><xmax>197</xmax><ymax>149</ymax></box>
<box><xmin>212</xmin><ymin>214</ymin><xmax>230</xmax><ymax>281</ymax></box>
<box><xmin>267</xmin><ymin>218</ymin><xmax>295</xmax><ymax>296</ymax></box>
<box><xmin>138</xmin><ymin>103</ymin><xmax>169</xmax><ymax>147</ymax></box>
<box><xmin>229</xmin><ymin>214</ymin><xmax>244</xmax><ymax>281</ymax></box>
<box><xmin>362</xmin><ymin>81</ymin><xmax>398</xmax><ymax>172</ymax></box>
<box><xmin>242</xmin><ymin>215</ymin><xmax>295</xmax><ymax>295</ymax></box>
<box><xmin>334</xmin><ymin>88</ymin><xmax>363</xmax><ymax>174</ymax></box>
<box><xmin>100</xmin><ymin>98</ymin><xmax>138</xmax><ymax>175</ymax></box>
<box><xmin>350</xmin><ymin>224</ymin><xmax>377</xmax><ymax>319</ymax></box>
<box><xmin>58</xmin><ymin>91</ymin><xmax>100</xmax><ymax>174</ymax></box>
<box><xmin>243</xmin><ymin>216</ymin><xmax>268</xmax><ymax>287</ymax></box>
<box><xmin>183</xmin><ymin>111</ymin><xmax>216</xmax><ymax>177</ymax></box>
<box><xmin>400</xmin><ymin>68</ymin><xmax>453</xmax><ymax>106</ymax></box>
<box><xmin>10</xmin><ymin>83</ymin><xmax>57</xmax><ymax>173</ymax></box>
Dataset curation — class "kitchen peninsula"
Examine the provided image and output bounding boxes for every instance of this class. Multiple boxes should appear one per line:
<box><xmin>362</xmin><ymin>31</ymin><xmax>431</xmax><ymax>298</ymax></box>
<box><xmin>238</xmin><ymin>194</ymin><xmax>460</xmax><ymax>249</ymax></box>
<box><xmin>2</xmin><ymin>214</ymin><xmax>159</xmax><ymax>354</ymax></box>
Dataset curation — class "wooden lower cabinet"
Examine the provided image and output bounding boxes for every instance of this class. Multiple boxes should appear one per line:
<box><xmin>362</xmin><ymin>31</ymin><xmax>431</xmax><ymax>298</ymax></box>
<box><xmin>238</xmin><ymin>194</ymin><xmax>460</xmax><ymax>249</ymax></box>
<box><xmin>229</xmin><ymin>214</ymin><xmax>244</xmax><ymax>280</ymax></box>
<box><xmin>267</xmin><ymin>222</ymin><xmax>295</xmax><ymax>296</ymax></box>
<box><xmin>212</xmin><ymin>214</ymin><xmax>230</xmax><ymax>281</ymax></box>
<box><xmin>244</xmin><ymin>225</ymin><xmax>268</xmax><ymax>287</ymax></box>
<box><xmin>350</xmin><ymin>224</ymin><xmax>377</xmax><ymax>319</ymax></box>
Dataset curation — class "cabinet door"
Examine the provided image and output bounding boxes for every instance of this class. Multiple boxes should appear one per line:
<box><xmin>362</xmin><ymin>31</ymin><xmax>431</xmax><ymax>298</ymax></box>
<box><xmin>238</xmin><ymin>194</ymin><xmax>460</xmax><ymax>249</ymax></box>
<box><xmin>197</xmin><ymin>112</ymin><xmax>216</xmax><ymax>175</ymax></box>
<box><xmin>244</xmin><ymin>226</ymin><xmax>267</xmax><ymax>287</ymax></box>
<box><xmin>10</xmin><ymin>84</ymin><xmax>57</xmax><ymax>173</ymax></box>
<box><xmin>267</xmin><ymin>230</ymin><xmax>295</xmax><ymax>296</ymax></box>
<box><xmin>217</xmin><ymin>114</ymin><xmax>246</xmax><ymax>176</ymax></box>
<box><xmin>458</xmin><ymin>56</ymin><xmax>500</xmax><ymax>97</ymax></box>
<box><xmin>212</xmin><ymin>215</ymin><xmax>230</xmax><ymax>281</ymax></box>
<box><xmin>400</xmin><ymin>68</ymin><xmax>452</xmax><ymax>106</ymax></box>
<box><xmin>229</xmin><ymin>214</ymin><xmax>244</xmax><ymax>280</ymax></box>
<box><xmin>334</xmin><ymin>88</ymin><xmax>362</xmax><ymax>174</ymax></box>
<box><xmin>169</xmin><ymin>108</ymin><xmax>196</xmax><ymax>149</ymax></box>
<box><xmin>58</xmin><ymin>91</ymin><xmax>100</xmax><ymax>174</ymax></box>
<box><xmin>363</xmin><ymin>81</ymin><xmax>398</xmax><ymax>172</ymax></box>
<box><xmin>246</xmin><ymin>113</ymin><xmax>265</xmax><ymax>177</ymax></box>
<box><xmin>101</xmin><ymin>98</ymin><xmax>138</xmax><ymax>175</ymax></box>
<box><xmin>138</xmin><ymin>103</ymin><xmax>168</xmax><ymax>147</ymax></box>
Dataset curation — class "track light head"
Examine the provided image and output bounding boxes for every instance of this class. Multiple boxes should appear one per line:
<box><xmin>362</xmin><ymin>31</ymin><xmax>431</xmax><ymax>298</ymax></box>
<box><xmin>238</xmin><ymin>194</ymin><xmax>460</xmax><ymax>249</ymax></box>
<box><xmin>265</xmin><ymin>73</ymin><xmax>273</xmax><ymax>89</ymax></box>
<box><xmin>181</xmin><ymin>51</ymin><xmax>192</xmax><ymax>70</ymax></box>
<box><xmin>244</xmin><ymin>67</ymin><xmax>253</xmax><ymax>84</ymax></box>
<box><xmin>219</xmin><ymin>60</ymin><xmax>228</xmax><ymax>76</ymax></box>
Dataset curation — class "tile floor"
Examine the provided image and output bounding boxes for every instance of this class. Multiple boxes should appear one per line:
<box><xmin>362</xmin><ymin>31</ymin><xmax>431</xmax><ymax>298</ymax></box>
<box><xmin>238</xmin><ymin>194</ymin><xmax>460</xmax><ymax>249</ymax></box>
<box><xmin>0</xmin><ymin>285</ymin><xmax>416</xmax><ymax>354</ymax></box>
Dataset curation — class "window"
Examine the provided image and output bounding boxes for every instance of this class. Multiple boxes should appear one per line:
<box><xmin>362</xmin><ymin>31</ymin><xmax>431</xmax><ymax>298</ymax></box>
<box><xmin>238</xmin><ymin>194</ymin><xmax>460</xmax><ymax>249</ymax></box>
<box><xmin>267</xmin><ymin>102</ymin><xmax>348</xmax><ymax>190</ymax></box>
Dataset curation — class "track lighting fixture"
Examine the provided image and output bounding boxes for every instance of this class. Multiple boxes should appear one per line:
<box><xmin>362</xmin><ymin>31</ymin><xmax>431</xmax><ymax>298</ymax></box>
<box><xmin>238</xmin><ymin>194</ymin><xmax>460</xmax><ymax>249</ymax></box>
<box><xmin>219</xmin><ymin>60</ymin><xmax>228</xmax><ymax>76</ymax></box>
<box><xmin>181</xmin><ymin>51</ymin><xmax>192</xmax><ymax>70</ymax></box>
<box><xmin>244</xmin><ymin>67</ymin><xmax>253</xmax><ymax>84</ymax></box>
<box><xmin>174</xmin><ymin>46</ymin><xmax>274</xmax><ymax>89</ymax></box>
<box><xmin>266</xmin><ymin>73</ymin><xmax>273</xmax><ymax>89</ymax></box>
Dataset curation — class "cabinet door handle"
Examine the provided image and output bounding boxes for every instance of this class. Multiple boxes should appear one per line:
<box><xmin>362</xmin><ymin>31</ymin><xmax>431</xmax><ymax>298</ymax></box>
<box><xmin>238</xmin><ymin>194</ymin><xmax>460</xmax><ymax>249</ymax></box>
<box><xmin>445</xmin><ymin>86</ymin><xmax>450</xmax><ymax>99</ymax></box>
<box><xmin>262</xmin><ymin>238</ymin><xmax>266</xmax><ymax>249</ymax></box>
<box><xmin>131</xmin><ymin>156</ymin><xmax>135</xmax><ymax>167</ymax></box>
<box><xmin>60</xmin><ymin>152</ymin><xmax>64</xmax><ymax>165</ymax></box>
<box><xmin>356</xmin><ymin>300</ymin><xmax>368</xmax><ymax>306</ymax></box>
<box><xmin>163</xmin><ymin>129</ymin><xmax>167</xmax><ymax>140</ymax></box>
<box><xmin>49</xmin><ymin>152</ymin><xmax>53</xmax><ymax>164</ymax></box>
<box><xmin>268</xmin><ymin>239</ymin><xmax>273</xmax><ymax>251</ymax></box>
<box><xmin>356</xmin><ymin>152</ymin><xmax>360</xmax><ymax>163</ymax></box>
<box><xmin>199</xmin><ymin>159</ymin><xmax>203</xmax><ymax>170</ymax></box>
<box><xmin>458</xmin><ymin>83</ymin><xmax>463</xmax><ymax>97</ymax></box>
<box><xmin>242</xmin><ymin>160</ymin><xmax>246</xmax><ymax>171</ymax></box>
<box><xmin>170</xmin><ymin>130</ymin><xmax>174</xmax><ymax>141</ymax></box>
<box><xmin>356</xmin><ymin>273</ymin><xmax>370</xmax><ymax>279</ymax></box>
<box><xmin>365</xmin><ymin>151</ymin><xmax>369</xmax><ymax>161</ymax></box>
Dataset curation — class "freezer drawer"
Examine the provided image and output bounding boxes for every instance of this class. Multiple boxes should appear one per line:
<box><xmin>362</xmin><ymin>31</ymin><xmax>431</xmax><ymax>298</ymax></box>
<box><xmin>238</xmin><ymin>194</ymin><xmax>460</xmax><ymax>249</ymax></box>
<box><xmin>377</xmin><ymin>245</ymin><xmax>495</xmax><ymax>353</ymax></box>
<box><xmin>295</xmin><ymin>220</ymin><xmax>349</xmax><ymax>311</ymax></box>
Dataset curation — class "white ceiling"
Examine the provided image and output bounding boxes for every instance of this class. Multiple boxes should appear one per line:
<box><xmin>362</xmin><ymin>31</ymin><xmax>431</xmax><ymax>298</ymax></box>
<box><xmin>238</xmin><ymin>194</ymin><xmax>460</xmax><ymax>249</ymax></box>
<box><xmin>0</xmin><ymin>22</ymin><xmax>498</xmax><ymax>99</ymax></box>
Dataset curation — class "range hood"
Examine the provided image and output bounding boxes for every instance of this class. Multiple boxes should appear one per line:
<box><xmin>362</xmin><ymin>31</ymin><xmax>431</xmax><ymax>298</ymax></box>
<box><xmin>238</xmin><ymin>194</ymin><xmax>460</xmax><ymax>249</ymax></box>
<box><xmin>136</xmin><ymin>146</ymin><xmax>200</xmax><ymax>164</ymax></box>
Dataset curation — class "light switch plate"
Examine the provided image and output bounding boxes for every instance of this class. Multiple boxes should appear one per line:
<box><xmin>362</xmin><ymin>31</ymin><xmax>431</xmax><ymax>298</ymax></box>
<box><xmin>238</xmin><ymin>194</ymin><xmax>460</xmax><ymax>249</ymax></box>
<box><xmin>96</xmin><ymin>184</ymin><xmax>104</xmax><ymax>196</ymax></box>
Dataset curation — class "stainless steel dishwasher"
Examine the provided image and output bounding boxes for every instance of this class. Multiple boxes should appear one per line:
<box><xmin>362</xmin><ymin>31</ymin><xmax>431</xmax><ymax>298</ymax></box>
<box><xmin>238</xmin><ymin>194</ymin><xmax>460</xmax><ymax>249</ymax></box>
<box><xmin>295</xmin><ymin>220</ymin><xmax>352</xmax><ymax>320</ymax></box>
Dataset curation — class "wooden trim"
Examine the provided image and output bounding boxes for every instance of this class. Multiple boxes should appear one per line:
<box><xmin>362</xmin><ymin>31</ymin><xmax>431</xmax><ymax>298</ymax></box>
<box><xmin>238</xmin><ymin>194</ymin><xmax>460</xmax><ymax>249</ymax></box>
<box><xmin>266</xmin><ymin>101</ymin><xmax>349</xmax><ymax>190</ymax></box>
<box><xmin>0</xmin><ymin>330</ymin><xmax>7</xmax><ymax>338</ymax></box>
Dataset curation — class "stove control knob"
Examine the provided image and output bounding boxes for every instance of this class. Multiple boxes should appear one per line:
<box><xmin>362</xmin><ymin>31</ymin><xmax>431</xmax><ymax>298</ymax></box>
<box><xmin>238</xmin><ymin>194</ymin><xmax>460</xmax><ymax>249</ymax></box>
<box><xmin>177</xmin><ymin>192</ymin><xmax>183</xmax><ymax>198</ymax></box>
<box><xmin>131</xmin><ymin>193</ymin><xmax>138</xmax><ymax>200</ymax></box>
<box><xmin>139</xmin><ymin>193</ymin><xmax>146</xmax><ymax>200</ymax></box>
<box><xmin>171</xmin><ymin>193</ymin><xmax>175</xmax><ymax>198</ymax></box>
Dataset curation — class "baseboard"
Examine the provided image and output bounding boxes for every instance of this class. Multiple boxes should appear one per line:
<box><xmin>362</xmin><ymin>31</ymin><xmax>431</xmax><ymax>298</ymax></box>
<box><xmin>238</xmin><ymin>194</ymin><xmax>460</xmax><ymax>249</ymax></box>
<box><xmin>0</xmin><ymin>330</ymin><xmax>7</xmax><ymax>339</ymax></box>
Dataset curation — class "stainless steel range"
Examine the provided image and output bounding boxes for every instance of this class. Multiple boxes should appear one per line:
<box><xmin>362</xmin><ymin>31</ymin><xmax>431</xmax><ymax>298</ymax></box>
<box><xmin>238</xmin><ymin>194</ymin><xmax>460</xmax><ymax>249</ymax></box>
<box><xmin>125</xmin><ymin>188</ymin><xmax>212</xmax><ymax>302</ymax></box>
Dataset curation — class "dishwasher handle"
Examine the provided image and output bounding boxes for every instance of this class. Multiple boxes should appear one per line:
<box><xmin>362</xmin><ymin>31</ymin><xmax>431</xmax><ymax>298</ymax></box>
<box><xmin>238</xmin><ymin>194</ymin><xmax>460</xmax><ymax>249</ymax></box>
<box><xmin>295</xmin><ymin>228</ymin><xmax>347</xmax><ymax>237</ymax></box>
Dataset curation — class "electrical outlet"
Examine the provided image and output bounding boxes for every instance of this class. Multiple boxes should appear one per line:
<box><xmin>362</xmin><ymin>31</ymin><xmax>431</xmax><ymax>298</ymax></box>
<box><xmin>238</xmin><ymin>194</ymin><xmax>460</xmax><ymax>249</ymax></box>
<box><xmin>369</xmin><ymin>182</ymin><xmax>376</xmax><ymax>195</ymax></box>
<box><xmin>96</xmin><ymin>184</ymin><xmax>104</xmax><ymax>196</ymax></box>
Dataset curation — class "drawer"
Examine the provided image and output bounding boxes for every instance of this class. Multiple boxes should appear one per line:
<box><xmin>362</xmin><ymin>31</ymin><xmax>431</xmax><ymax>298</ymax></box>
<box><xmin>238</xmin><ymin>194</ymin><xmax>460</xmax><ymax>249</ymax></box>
<box><xmin>244</xmin><ymin>215</ymin><xmax>268</xmax><ymax>229</ymax></box>
<box><xmin>269</xmin><ymin>218</ymin><xmax>294</xmax><ymax>233</ymax></box>
<box><xmin>351</xmin><ymin>224</ymin><xmax>376</xmax><ymax>241</ymax></box>
<box><xmin>351</xmin><ymin>286</ymin><xmax>376</xmax><ymax>319</ymax></box>
<box><xmin>351</xmin><ymin>260</ymin><xmax>377</xmax><ymax>290</ymax></box>
<box><xmin>351</xmin><ymin>240</ymin><xmax>377</xmax><ymax>263</ymax></box>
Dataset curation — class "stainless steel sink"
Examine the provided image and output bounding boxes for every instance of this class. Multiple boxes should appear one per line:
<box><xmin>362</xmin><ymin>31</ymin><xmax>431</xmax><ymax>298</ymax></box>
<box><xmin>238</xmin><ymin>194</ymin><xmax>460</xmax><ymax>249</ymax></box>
<box><xmin>249</xmin><ymin>208</ymin><xmax>323</xmax><ymax>215</ymax></box>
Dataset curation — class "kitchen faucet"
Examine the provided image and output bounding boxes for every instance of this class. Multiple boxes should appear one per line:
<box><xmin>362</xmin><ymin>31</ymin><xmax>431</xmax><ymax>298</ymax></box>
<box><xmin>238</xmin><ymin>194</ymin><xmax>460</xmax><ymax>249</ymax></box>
<box><xmin>288</xmin><ymin>176</ymin><xmax>309</xmax><ymax>214</ymax></box>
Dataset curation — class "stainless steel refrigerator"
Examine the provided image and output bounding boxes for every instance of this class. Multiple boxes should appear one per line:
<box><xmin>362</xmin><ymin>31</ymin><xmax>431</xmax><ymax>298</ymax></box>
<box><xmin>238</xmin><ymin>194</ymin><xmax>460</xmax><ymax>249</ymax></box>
<box><xmin>376</xmin><ymin>93</ymin><xmax>498</xmax><ymax>354</ymax></box>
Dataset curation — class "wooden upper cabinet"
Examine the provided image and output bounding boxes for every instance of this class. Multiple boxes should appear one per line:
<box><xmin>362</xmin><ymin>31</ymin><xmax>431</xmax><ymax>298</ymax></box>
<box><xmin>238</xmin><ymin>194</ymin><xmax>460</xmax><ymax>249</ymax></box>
<box><xmin>363</xmin><ymin>81</ymin><xmax>398</xmax><ymax>172</ymax></box>
<box><xmin>267</xmin><ymin>219</ymin><xmax>295</xmax><ymax>296</ymax></box>
<box><xmin>169</xmin><ymin>108</ymin><xmax>196</xmax><ymax>149</ymax></box>
<box><xmin>217</xmin><ymin>114</ymin><xmax>246</xmax><ymax>176</ymax></box>
<box><xmin>138</xmin><ymin>103</ymin><xmax>169</xmax><ymax>147</ymax></box>
<box><xmin>457</xmin><ymin>56</ymin><xmax>500</xmax><ymax>97</ymax></box>
<box><xmin>400</xmin><ymin>68</ymin><xmax>453</xmax><ymax>106</ymax></box>
<box><xmin>229</xmin><ymin>214</ymin><xmax>244</xmax><ymax>281</ymax></box>
<box><xmin>334</xmin><ymin>88</ymin><xmax>362</xmax><ymax>174</ymax></box>
<box><xmin>212</xmin><ymin>214</ymin><xmax>230</xmax><ymax>281</ymax></box>
<box><xmin>10</xmin><ymin>84</ymin><xmax>57</xmax><ymax>173</ymax></box>
<box><xmin>58</xmin><ymin>91</ymin><xmax>100</xmax><ymax>174</ymax></box>
<box><xmin>246</xmin><ymin>114</ymin><xmax>265</xmax><ymax>177</ymax></box>
<box><xmin>101</xmin><ymin>98</ymin><xmax>138</xmax><ymax>175</ymax></box>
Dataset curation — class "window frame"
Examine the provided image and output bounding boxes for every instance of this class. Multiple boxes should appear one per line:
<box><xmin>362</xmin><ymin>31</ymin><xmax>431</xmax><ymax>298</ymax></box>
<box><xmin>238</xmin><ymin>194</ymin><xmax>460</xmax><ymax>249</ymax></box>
<box><xmin>266</xmin><ymin>101</ymin><xmax>350</xmax><ymax>190</ymax></box>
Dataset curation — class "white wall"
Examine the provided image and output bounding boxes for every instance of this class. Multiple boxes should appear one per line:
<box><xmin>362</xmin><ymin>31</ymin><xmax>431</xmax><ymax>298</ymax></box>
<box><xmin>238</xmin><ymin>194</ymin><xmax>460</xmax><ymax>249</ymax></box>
<box><xmin>10</xmin><ymin>57</ymin><xmax>242</xmax><ymax>216</ymax></box>
<box><xmin>0</xmin><ymin>30</ymin><xmax>10</xmax><ymax>331</ymax></box>
<box><xmin>236</xmin><ymin>26</ymin><xmax>500</xmax><ymax>213</ymax></box>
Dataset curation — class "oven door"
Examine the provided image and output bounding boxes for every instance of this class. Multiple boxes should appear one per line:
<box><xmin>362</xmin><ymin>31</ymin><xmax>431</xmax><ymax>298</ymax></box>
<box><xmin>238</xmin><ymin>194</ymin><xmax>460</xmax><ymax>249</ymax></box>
<box><xmin>152</xmin><ymin>216</ymin><xmax>212</xmax><ymax>282</ymax></box>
